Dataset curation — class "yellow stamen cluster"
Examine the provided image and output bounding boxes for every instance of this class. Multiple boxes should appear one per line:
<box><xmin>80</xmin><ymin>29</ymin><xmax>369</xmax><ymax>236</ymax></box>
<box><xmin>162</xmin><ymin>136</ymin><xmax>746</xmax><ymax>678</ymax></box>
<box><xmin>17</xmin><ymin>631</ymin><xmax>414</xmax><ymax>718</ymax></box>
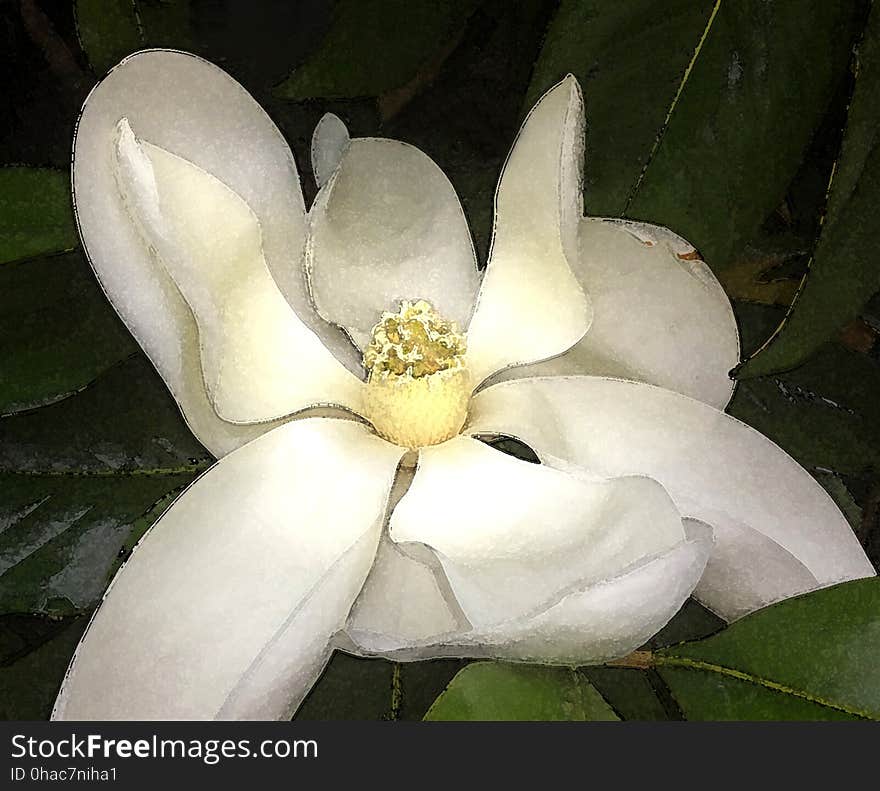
<box><xmin>364</xmin><ymin>299</ymin><xmax>467</xmax><ymax>378</ymax></box>
<box><xmin>363</xmin><ymin>300</ymin><xmax>470</xmax><ymax>449</ymax></box>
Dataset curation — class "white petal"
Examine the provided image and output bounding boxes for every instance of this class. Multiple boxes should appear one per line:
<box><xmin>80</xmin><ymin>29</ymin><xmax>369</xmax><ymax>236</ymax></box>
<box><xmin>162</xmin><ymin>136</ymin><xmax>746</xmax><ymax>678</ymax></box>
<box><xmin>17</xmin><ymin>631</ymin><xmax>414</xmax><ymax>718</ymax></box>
<box><xmin>343</xmin><ymin>535</ymin><xmax>467</xmax><ymax>654</ymax></box>
<box><xmin>389</xmin><ymin>435</ymin><xmax>686</xmax><ymax>629</ymax></box>
<box><xmin>73</xmin><ymin>50</ymin><xmax>358</xmax><ymax>455</ymax></box>
<box><xmin>496</xmin><ymin>218</ymin><xmax>740</xmax><ymax>409</ymax></box>
<box><xmin>692</xmin><ymin>518</ymin><xmax>817</xmax><ymax>621</ymax></box>
<box><xmin>52</xmin><ymin>418</ymin><xmax>403</xmax><ymax>720</ymax></box>
<box><xmin>114</xmin><ymin>120</ymin><xmax>364</xmax><ymax>423</ymax></box>
<box><xmin>466</xmin><ymin>75</ymin><xmax>592</xmax><ymax>384</ymax></box>
<box><xmin>468</xmin><ymin>376</ymin><xmax>875</xmax><ymax>618</ymax></box>
<box><xmin>311</xmin><ymin>112</ymin><xmax>351</xmax><ymax>189</ymax></box>
<box><xmin>471</xmin><ymin>520</ymin><xmax>712</xmax><ymax>663</ymax></box>
<box><xmin>446</xmin><ymin>520</ymin><xmax>712</xmax><ymax>665</ymax></box>
<box><xmin>217</xmin><ymin>528</ymin><xmax>378</xmax><ymax>719</ymax></box>
<box><xmin>307</xmin><ymin>136</ymin><xmax>480</xmax><ymax>348</ymax></box>
<box><xmin>350</xmin><ymin>521</ymin><xmax>712</xmax><ymax>664</ymax></box>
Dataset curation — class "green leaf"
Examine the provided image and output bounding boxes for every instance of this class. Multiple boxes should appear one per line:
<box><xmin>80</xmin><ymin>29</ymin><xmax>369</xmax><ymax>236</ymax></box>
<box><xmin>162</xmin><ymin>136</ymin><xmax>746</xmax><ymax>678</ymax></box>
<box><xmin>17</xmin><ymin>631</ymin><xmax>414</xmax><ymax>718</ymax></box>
<box><xmin>813</xmin><ymin>470</ymin><xmax>863</xmax><ymax>531</ymax></box>
<box><xmin>0</xmin><ymin>354</ymin><xmax>207</xmax><ymax>473</ymax></box>
<box><xmin>0</xmin><ymin>472</ymin><xmax>195</xmax><ymax>616</ymax></box>
<box><xmin>727</xmin><ymin>306</ymin><xmax>880</xmax><ymax>478</ymax></box>
<box><xmin>0</xmin><ymin>614</ymin><xmax>88</xmax><ymax>720</ymax></box>
<box><xmin>0</xmin><ymin>355</ymin><xmax>209</xmax><ymax>616</ymax></box>
<box><xmin>528</xmin><ymin>0</ymin><xmax>858</xmax><ymax>272</ymax></box>
<box><xmin>526</xmin><ymin>0</ymin><xmax>719</xmax><ymax>216</ymax></box>
<box><xmin>306</xmin><ymin>601</ymin><xmax>721</xmax><ymax>720</ymax></box>
<box><xmin>396</xmin><ymin>658</ymin><xmax>471</xmax><ymax>720</ymax></box>
<box><xmin>136</xmin><ymin>0</ymin><xmax>193</xmax><ymax>50</ymax></box>
<box><xmin>275</xmin><ymin>0</ymin><xmax>481</xmax><ymax>100</ymax></box>
<box><xmin>731</xmin><ymin>301</ymin><xmax>789</xmax><ymax>359</ymax></box>
<box><xmin>578</xmin><ymin>599</ymin><xmax>725</xmax><ymax>721</ymax></box>
<box><xmin>1</xmin><ymin>613</ymin><xmax>74</xmax><ymax>665</ymax></box>
<box><xmin>76</xmin><ymin>0</ymin><xmax>193</xmax><ymax>75</ymax></box>
<box><xmin>424</xmin><ymin>662</ymin><xmax>620</xmax><ymax>721</ymax></box>
<box><xmin>582</xmin><ymin>667</ymin><xmax>670</xmax><ymax>721</ymax></box>
<box><xmin>295</xmin><ymin>652</ymin><xmax>466</xmax><ymax>720</ymax></box>
<box><xmin>649</xmin><ymin>598</ymin><xmax>725</xmax><ymax>649</ymax></box>
<box><xmin>0</xmin><ymin>168</ymin><xmax>77</xmax><ymax>265</ymax></box>
<box><xmin>295</xmin><ymin>652</ymin><xmax>400</xmax><ymax>720</ymax></box>
<box><xmin>0</xmin><ymin>251</ymin><xmax>137</xmax><ymax>414</ymax></box>
<box><xmin>737</xmin><ymin>4</ymin><xmax>880</xmax><ymax>376</ymax></box>
<box><xmin>627</xmin><ymin>0</ymin><xmax>858</xmax><ymax>271</ymax></box>
<box><xmin>75</xmin><ymin>0</ymin><xmax>142</xmax><ymax>75</ymax></box>
<box><xmin>656</xmin><ymin>578</ymin><xmax>880</xmax><ymax>720</ymax></box>
<box><xmin>106</xmin><ymin>487</ymin><xmax>184</xmax><ymax>580</ymax></box>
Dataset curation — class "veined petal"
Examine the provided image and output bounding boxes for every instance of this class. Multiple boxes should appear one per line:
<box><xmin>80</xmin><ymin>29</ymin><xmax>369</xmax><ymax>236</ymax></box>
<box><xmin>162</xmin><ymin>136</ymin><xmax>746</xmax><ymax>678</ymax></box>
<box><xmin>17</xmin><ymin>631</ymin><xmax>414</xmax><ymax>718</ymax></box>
<box><xmin>468</xmin><ymin>376</ymin><xmax>875</xmax><ymax>620</ymax></box>
<box><xmin>114</xmin><ymin>120</ymin><xmax>364</xmax><ymax>423</ymax></box>
<box><xmin>389</xmin><ymin>435</ymin><xmax>687</xmax><ymax>629</ymax></box>
<box><xmin>73</xmin><ymin>50</ymin><xmax>360</xmax><ymax>455</ymax></box>
<box><xmin>498</xmin><ymin>218</ymin><xmax>740</xmax><ymax>409</ymax></box>
<box><xmin>307</xmin><ymin>131</ymin><xmax>480</xmax><ymax>348</ymax></box>
<box><xmin>52</xmin><ymin>418</ymin><xmax>404</xmax><ymax>721</ymax></box>
<box><xmin>466</xmin><ymin>75</ymin><xmax>592</xmax><ymax>385</ymax></box>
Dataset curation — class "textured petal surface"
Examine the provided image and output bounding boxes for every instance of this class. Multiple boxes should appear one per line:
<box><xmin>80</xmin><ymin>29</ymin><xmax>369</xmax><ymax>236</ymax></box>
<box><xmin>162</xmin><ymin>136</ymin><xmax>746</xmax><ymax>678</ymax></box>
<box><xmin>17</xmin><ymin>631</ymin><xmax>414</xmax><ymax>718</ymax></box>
<box><xmin>73</xmin><ymin>50</ymin><xmax>357</xmax><ymax>455</ymax></box>
<box><xmin>499</xmin><ymin>218</ymin><xmax>740</xmax><ymax>408</ymax></box>
<box><xmin>389</xmin><ymin>435</ymin><xmax>686</xmax><ymax>629</ymax></box>
<box><xmin>468</xmin><ymin>520</ymin><xmax>712</xmax><ymax>663</ymax></box>
<box><xmin>692</xmin><ymin>518</ymin><xmax>817</xmax><ymax>621</ymax></box>
<box><xmin>343</xmin><ymin>536</ymin><xmax>468</xmax><ymax>654</ymax></box>
<box><xmin>114</xmin><ymin>120</ymin><xmax>364</xmax><ymax>423</ymax></box>
<box><xmin>52</xmin><ymin>418</ymin><xmax>403</xmax><ymax>721</ymax></box>
<box><xmin>468</xmin><ymin>376</ymin><xmax>875</xmax><ymax>618</ymax></box>
<box><xmin>345</xmin><ymin>521</ymin><xmax>711</xmax><ymax>664</ymax></box>
<box><xmin>466</xmin><ymin>76</ymin><xmax>591</xmax><ymax>384</ymax></box>
<box><xmin>311</xmin><ymin>112</ymin><xmax>351</xmax><ymax>189</ymax></box>
<box><xmin>307</xmin><ymin>135</ymin><xmax>480</xmax><ymax>348</ymax></box>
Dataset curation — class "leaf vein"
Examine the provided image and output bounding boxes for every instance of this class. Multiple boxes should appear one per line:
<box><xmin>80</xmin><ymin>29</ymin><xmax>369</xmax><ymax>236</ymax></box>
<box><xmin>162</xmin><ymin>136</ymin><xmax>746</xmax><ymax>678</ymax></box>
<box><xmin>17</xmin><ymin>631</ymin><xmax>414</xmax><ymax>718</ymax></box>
<box><xmin>622</xmin><ymin>0</ymin><xmax>723</xmax><ymax>213</ymax></box>
<box><xmin>657</xmin><ymin>655</ymin><xmax>876</xmax><ymax>720</ymax></box>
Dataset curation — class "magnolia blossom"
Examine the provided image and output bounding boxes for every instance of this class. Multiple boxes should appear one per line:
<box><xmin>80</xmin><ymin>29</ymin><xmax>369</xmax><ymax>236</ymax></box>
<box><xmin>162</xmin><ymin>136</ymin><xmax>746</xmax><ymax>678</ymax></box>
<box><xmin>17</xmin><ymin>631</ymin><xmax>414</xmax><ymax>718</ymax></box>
<box><xmin>53</xmin><ymin>51</ymin><xmax>873</xmax><ymax>721</ymax></box>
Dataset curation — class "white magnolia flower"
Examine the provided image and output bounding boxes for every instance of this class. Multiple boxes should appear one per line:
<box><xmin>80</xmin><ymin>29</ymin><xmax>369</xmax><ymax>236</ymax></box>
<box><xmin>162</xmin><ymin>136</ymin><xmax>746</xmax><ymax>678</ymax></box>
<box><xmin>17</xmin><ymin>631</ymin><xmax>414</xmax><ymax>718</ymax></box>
<box><xmin>53</xmin><ymin>51</ymin><xmax>874</xmax><ymax>721</ymax></box>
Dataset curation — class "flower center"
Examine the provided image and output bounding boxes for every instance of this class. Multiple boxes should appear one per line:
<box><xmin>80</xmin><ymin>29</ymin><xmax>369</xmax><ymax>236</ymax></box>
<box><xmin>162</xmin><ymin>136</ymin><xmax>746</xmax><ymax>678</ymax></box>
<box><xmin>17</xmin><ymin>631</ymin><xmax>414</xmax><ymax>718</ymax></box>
<box><xmin>363</xmin><ymin>299</ymin><xmax>470</xmax><ymax>448</ymax></box>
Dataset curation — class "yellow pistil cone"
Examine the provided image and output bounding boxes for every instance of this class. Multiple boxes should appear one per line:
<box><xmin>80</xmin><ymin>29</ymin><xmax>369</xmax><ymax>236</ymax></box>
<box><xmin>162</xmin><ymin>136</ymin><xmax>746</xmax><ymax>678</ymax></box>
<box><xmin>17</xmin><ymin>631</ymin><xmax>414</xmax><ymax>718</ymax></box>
<box><xmin>363</xmin><ymin>300</ymin><xmax>471</xmax><ymax>449</ymax></box>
